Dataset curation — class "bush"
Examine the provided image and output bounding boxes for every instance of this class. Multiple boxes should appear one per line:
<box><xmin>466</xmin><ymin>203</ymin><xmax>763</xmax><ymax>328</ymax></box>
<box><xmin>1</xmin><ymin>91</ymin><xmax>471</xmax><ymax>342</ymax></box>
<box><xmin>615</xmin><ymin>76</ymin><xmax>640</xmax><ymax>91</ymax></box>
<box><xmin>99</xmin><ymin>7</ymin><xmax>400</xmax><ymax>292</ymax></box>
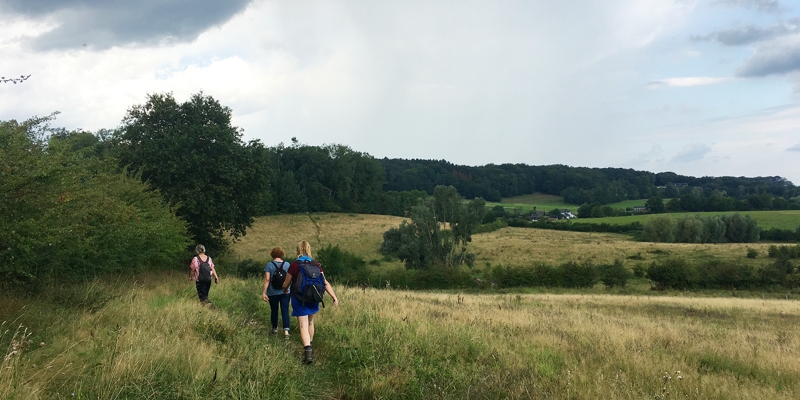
<box><xmin>317</xmin><ymin>244</ymin><xmax>367</xmax><ymax>283</ymax></box>
<box><xmin>696</xmin><ymin>259</ymin><xmax>757</xmax><ymax>290</ymax></box>
<box><xmin>235</xmin><ymin>259</ymin><xmax>265</xmax><ymax>279</ymax></box>
<box><xmin>598</xmin><ymin>260</ymin><xmax>632</xmax><ymax>288</ymax></box>
<box><xmin>746</xmin><ymin>248</ymin><xmax>759</xmax><ymax>259</ymax></box>
<box><xmin>558</xmin><ymin>261</ymin><xmax>598</xmax><ymax>288</ymax></box>
<box><xmin>632</xmin><ymin>264</ymin><xmax>647</xmax><ymax>278</ymax></box>
<box><xmin>646</xmin><ymin>258</ymin><xmax>694</xmax><ymax>290</ymax></box>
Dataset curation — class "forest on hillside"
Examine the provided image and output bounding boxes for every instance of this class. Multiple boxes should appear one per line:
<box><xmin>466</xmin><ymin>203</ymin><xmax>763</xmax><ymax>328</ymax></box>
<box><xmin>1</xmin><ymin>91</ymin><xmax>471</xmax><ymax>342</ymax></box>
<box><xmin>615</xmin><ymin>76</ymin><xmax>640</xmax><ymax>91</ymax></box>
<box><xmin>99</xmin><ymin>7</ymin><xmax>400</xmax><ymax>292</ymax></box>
<box><xmin>4</xmin><ymin>92</ymin><xmax>800</xmax><ymax>286</ymax></box>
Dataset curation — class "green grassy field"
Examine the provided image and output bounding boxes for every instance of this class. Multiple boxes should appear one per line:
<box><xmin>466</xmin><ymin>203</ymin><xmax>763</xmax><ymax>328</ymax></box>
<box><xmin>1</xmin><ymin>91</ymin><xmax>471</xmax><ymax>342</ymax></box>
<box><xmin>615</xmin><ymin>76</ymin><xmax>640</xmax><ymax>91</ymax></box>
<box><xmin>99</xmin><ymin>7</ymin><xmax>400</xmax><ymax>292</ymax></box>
<box><xmin>487</xmin><ymin>193</ymin><xmax>648</xmax><ymax>214</ymax></box>
<box><xmin>5</xmin><ymin>213</ymin><xmax>800</xmax><ymax>398</ymax></box>
<box><xmin>4</xmin><ymin>269</ymin><xmax>800</xmax><ymax>399</ymax></box>
<box><xmin>576</xmin><ymin>210</ymin><xmax>800</xmax><ymax>231</ymax></box>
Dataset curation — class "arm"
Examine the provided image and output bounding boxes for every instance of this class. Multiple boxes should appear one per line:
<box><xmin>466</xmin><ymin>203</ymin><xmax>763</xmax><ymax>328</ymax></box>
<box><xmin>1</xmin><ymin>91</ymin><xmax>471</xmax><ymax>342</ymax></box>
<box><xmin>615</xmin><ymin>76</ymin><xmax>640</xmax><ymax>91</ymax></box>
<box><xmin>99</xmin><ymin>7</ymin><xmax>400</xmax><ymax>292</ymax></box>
<box><xmin>282</xmin><ymin>272</ymin><xmax>293</xmax><ymax>294</ymax></box>
<box><xmin>210</xmin><ymin>259</ymin><xmax>219</xmax><ymax>283</ymax></box>
<box><xmin>189</xmin><ymin>257</ymin><xmax>198</xmax><ymax>281</ymax></box>
<box><xmin>262</xmin><ymin>272</ymin><xmax>271</xmax><ymax>302</ymax></box>
<box><xmin>324</xmin><ymin>278</ymin><xmax>339</xmax><ymax>307</ymax></box>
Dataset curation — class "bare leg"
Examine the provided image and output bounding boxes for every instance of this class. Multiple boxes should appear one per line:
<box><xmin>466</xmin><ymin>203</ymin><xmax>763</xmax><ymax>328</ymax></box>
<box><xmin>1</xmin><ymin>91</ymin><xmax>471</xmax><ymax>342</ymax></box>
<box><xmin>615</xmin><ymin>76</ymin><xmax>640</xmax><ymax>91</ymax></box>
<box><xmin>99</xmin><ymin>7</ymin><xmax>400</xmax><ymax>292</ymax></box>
<box><xmin>307</xmin><ymin>313</ymin><xmax>315</xmax><ymax>345</ymax></box>
<box><xmin>298</xmin><ymin>315</ymin><xmax>311</xmax><ymax>346</ymax></box>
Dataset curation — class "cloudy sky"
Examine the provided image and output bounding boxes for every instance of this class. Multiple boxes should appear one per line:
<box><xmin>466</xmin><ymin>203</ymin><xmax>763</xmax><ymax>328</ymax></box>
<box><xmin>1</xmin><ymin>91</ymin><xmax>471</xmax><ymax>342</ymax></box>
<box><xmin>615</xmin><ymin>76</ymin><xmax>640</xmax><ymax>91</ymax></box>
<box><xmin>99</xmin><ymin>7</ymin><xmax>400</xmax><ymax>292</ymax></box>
<box><xmin>2</xmin><ymin>0</ymin><xmax>800</xmax><ymax>184</ymax></box>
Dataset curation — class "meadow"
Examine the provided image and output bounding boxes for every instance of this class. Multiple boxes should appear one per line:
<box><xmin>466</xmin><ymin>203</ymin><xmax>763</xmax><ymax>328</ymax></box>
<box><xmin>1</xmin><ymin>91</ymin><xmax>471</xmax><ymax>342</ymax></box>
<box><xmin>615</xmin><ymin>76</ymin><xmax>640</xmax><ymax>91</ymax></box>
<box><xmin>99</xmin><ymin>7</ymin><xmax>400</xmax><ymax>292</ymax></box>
<box><xmin>4</xmin><ymin>272</ymin><xmax>799</xmax><ymax>399</ymax></box>
<box><xmin>486</xmin><ymin>193</ymin><xmax>648</xmax><ymax>214</ymax></box>
<box><xmin>3</xmin><ymin>213</ymin><xmax>800</xmax><ymax>399</ymax></box>
<box><xmin>577</xmin><ymin>210</ymin><xmax>800</xmax><ymax>231</ymax></box>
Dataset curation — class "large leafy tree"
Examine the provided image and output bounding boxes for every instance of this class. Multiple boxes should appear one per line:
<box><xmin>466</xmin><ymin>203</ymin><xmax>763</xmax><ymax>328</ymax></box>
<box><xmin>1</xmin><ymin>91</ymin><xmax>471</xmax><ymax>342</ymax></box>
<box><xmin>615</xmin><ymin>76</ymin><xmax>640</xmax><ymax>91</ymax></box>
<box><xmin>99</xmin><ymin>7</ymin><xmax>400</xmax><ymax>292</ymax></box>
<box><xmin>116</xmin><ymin>92</ymin><xmax>271</xmax><ymax>250</ymax></box>
<box><xmin>0</xmin><ymin>116</ymin><xmax>189</xmax><ymax>286</ymax></box>
<box><xmin>381</xmin><ymin>186</ymin><xmax>485</xmax><ymax>270</ymax></box>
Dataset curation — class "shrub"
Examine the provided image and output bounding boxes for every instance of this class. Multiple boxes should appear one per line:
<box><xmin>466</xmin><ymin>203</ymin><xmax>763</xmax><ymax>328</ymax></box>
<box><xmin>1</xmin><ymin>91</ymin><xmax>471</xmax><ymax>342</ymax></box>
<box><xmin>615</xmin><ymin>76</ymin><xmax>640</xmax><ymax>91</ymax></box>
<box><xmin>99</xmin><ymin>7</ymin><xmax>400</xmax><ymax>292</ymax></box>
<box><xmin>641</xmin><ymin>215</ymin><xmax>676</xmax><ymax>243</ymax></box>
<box><xmin>598</xmin><ymin>260</ymin><xmax>632</xmax><ymax>288</ymax></box>
<box><xmin>559</xmin><ymin>261</ymin><xmax>598</xmax><ymax>288</ymax></box>
<box><xmin>746</xmin><ymin>248</ymin><xmax>759</xmax><ymax>259</ymax></box>
<box><xmin>235</xmin><ymin>259</ymin><xmax>265</xmax><ymax>279</ymax></box>
<box><xmin>646</xmin><ymin>258</ymin><xmax>694</xmax><ymax>290</ymax></box>
<box><xmin>632</xmin><ymin>264</ymin><xmax>647</xmax><ymax>278</ymax></box>
<box><xmin>696</xmin><ymin>258</ymin><xmax>757</xmax><ymax>290</ymax></box>
<box><xmin>316</xmin><ymin>244</ymin><xmax>367</xmax><ymax>283</ymax></box>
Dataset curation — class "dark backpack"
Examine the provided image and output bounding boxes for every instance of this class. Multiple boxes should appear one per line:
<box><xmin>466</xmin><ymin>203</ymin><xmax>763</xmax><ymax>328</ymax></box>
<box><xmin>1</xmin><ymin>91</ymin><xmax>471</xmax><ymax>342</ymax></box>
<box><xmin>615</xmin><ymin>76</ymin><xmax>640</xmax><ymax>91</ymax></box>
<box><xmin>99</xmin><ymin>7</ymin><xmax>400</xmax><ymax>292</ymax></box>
<box><xmin>293</xmin><ymin>260</ymin><xmax>326</xmax><ymax>307</ymax></box>
<box><xmin>270</xmin><ymin>261</ymin><xmax>288</xmax><ymax>290</ymax></box>
<box><xmin>197</xmin><ymin>256</ymin><xmax>213</xmax><ymax>283</ymax></box>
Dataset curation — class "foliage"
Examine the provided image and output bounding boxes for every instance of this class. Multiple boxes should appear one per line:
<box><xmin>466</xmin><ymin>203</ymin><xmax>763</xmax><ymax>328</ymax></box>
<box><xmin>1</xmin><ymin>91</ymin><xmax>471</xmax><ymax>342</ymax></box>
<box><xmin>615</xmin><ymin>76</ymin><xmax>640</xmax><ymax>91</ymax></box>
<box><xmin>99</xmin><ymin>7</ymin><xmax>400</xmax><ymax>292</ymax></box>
<box><xmin>116</xmin><ymin>92</ymin><xmax>271</xmax><ymax>250</ymax></box>
<box><xmin>767</xmin><ymin>244</ymin><xmax>800</xmax><ymax>259</ymax></box>
<box><xmin>381</xmin><ymin>186</ymin><xmax>485</xmax><ymax>270</ymax></box>
<box><xmin>641</xmin><ymin>213</ymin><xmax>760</xmax><ymax>243</ymax></box>
<box><xmin>0</xmin><ymin>116</ymin><xmax>189</xmax><ymax>287</ymax></box>
<box><xmin>316</xmin><ymin>244</ymin><xmax>367</xmax><ymax>283</ymax></box>
<box><xmin>646</xmin><ymin>258</ymin><xmax>695</xmax><ymax>290</ymax></box>
<box><xmin>268</xmin><ymin>143</ymin><xmax>386</xmax><ymax>215</ymax></box>
<box><xmin>598</xmin><ymin>260</ymin><xmax>632</xmax><ymax>288</ymax></box>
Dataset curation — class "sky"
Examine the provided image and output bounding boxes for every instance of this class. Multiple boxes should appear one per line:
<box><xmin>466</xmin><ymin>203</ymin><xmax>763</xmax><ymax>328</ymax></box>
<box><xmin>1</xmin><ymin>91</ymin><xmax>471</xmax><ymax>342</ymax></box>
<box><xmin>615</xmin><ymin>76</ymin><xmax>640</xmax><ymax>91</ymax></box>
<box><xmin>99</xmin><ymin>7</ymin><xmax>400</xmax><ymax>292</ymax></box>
<box><xmin>2</xmin><ymin>0</ymin><xmax>800</xmax><ymax>185</ymax></box>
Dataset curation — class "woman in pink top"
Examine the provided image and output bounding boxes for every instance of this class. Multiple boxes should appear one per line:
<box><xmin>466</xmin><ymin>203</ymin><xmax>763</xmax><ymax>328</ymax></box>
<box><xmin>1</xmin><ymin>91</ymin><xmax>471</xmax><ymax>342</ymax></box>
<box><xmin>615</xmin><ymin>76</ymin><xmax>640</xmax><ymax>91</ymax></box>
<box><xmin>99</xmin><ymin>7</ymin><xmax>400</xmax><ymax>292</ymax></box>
<box><xmin>189</xmin><ymin>244</ymin><xmax>219</xmax><ymax>306</ymax></box>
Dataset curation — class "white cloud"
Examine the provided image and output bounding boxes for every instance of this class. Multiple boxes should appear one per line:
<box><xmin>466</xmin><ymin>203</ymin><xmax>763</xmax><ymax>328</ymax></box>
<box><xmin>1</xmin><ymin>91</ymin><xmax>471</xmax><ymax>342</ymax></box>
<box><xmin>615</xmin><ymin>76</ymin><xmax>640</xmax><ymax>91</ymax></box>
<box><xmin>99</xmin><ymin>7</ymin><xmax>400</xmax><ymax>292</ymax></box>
<box><xmin>788</xmin><ymin>143</ymin><xmax>800</xmax><ymax>151</ymax></box>
<box><xmin>646</xmin><ymin>77</ymin><xmax>736</xmax><ymax>88</ymax></box>
<box><xmin>671</xmin><ymin>143</ymin><xmax>712</xmax><ymax>162</ymax></box>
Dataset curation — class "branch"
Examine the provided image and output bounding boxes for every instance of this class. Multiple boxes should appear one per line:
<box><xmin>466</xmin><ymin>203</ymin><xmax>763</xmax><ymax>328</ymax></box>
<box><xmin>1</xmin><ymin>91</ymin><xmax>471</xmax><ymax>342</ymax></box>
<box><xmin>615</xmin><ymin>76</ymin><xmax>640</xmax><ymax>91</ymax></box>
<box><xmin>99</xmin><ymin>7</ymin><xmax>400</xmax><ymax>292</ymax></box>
<box><xmin>1</xmin><ymin>75</ymin><xmax>32</xmax><ymax>84</ymax></box>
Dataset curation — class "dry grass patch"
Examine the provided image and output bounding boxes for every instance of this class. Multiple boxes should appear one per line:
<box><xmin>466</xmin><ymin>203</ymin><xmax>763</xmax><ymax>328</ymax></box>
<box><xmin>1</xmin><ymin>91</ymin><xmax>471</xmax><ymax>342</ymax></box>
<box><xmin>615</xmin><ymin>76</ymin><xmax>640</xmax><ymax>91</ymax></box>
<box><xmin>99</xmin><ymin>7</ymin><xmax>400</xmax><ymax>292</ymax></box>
<box><xmin>327</xmin><ymin>286</ymin><xmax>800</xmax><ymax>399</ymax></box>
<box><xmin>232</xmin><ymin>213</ymin><xmax>406</xmax><ymax>261</ymax></box>
<box><xmin>471</xmin><ymin>227</ymin><xmax>776</xmax><ymax>268</ymax></box>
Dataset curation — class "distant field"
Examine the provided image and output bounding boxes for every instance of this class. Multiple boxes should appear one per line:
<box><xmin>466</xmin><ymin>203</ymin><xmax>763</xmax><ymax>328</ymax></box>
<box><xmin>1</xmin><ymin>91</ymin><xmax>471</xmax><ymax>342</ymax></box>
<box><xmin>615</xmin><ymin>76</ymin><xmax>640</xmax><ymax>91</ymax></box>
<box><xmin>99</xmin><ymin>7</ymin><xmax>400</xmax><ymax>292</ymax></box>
<box><xmin>233</xmin><ymin>213</ymin><xmax>778</xmax><ymax>274</ymax></box>
<box><xmin>577</xmin><ymin>210</ymin><xmax>800</xmax><ymax>231</ymax></box>
<box><xmin>487</xmin><ymin>193</ymin><xmax>575</xmax><ymax>213</ymax></box>
<box><xmin>487</xmin><ymin>193</ymin><xmax>649</xmax><ymax>214</ymax></box>
<box><xmin>232</xmin><ymin>213</ymin><xmax>407</xmax><ymax>262</ymax></box>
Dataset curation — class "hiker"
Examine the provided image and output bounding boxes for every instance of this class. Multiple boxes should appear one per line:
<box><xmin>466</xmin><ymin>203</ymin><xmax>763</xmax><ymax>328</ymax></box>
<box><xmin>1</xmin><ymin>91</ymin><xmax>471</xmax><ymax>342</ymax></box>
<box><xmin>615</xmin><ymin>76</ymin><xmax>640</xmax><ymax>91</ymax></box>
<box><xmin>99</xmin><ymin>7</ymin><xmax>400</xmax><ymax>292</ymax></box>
<box><xmin>262</xmin><ymin>246</ymin><xmax>291</xmax><ymax>339</ymax></box>
<box><xmin>283</xmin><ymin>241</ymin><xmax>339</xmax><ymax>364</ymax></box>
<box><xmin>189</xmin><ymin>244</ymin><xmax>219</xmax><ymax>306</ymax></box>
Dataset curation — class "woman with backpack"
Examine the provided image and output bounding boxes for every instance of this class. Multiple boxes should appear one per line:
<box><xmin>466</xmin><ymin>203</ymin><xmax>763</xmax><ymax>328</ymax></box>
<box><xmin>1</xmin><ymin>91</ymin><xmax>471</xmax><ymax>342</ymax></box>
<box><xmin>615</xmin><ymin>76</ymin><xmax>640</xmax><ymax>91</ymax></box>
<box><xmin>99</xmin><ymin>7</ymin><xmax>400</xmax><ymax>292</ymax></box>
<box><xmin>282</xmin><ymin>241</ymin><xmax>339</xmax><ymax>364</ymax></box>
<box><xmin>190</xmin><ymin>244</ymin><xmax>219</xmax><ymax>307</ymax></box>
<box><xmin>262</xmin><ymin>247</ymin><xmax>291</xmax><ymax>339</ymax></box>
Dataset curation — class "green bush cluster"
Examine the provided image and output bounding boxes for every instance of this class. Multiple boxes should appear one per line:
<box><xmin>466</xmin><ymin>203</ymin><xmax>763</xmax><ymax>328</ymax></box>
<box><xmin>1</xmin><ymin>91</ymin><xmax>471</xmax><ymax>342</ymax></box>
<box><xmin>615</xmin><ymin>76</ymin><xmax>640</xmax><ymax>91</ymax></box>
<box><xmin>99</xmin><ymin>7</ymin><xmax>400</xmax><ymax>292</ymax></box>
<box><xmin>1</xmin><ymin>117</ymin><xmax>189</xmax><ymax>289</ymax></box>
<box><xmin>767</xmin><ymin>244</ymin><xmax>800</xmax><ymax>259</ymax></box>
<box><xmin>646</xmin><ymin>257</ymin><xmax>799</xmax><ymax>290</ymax></box>
<box><xmin>641</xmin><ymin>213</ymin><xmax>760</xmax><ymax>243</ymax></box>
<box><xmin>316</xmin><ymin>244</ymin><xmax>366</xmax><ymax>283</ymax></box>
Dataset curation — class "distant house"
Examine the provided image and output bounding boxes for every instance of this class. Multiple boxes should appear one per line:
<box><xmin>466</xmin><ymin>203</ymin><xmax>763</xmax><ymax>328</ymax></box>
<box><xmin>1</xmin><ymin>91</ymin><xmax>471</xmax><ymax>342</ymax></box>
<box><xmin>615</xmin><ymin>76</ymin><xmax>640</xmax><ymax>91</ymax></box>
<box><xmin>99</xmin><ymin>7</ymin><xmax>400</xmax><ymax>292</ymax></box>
<box><xmin>530</xmin><ymin>211</ymin><xmax>546</xmax><ymax>221</ymax></box>
<box><xmin>559</xmin><ymin>209</ymin><xmax>577</xmax><ymax>219</ymax></box>
<box><xmin>673</xmin><ymin>183</ymin><xmax>688</xmax><ymax>188</ymax></box>
<box><xmin>633</xmin><ymin>206</ymin><xmax>647</xmax><ymax>213</ymax></box>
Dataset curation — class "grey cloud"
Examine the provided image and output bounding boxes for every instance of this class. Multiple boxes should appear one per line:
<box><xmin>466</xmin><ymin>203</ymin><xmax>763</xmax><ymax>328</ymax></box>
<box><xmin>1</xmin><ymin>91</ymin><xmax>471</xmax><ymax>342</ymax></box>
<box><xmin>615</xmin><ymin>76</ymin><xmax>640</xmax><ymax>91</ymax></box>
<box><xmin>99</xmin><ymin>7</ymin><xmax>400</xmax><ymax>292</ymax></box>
<box><xmin>0</xmin><ymin>0</ymin><xmax>253</xmax><ymax>50</ymax></box>
<box><xmin>788</xmin><ymin>143</ymin><xmax>800</xmax><ymax>151</ymax></box>
<box><xmin>736</xmin><ymin>36</ymin><xmax>800</xmax><ymax>76</ymax></box>
<box><xmin>713</xmin><ymin>0</ymin><xmax>787</xmax><ymax>13</ymax></box>
<box><xmin>691</xmin><ymin>18</ymin><xmax>800</xmax><ymax>45</ymax></box>
<box><xmin>671</xmin><ymin>143</ymin><xmax>711</xmax><ymax>163</ymax></box>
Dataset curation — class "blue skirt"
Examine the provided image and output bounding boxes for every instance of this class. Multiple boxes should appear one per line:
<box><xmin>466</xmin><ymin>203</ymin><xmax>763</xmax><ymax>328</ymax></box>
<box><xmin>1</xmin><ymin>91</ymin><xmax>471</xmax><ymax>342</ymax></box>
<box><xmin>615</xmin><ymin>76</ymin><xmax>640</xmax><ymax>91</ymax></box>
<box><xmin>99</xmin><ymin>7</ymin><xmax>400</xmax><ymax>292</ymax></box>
<box><xmin>291</xmin><ymin>295</ymin><xmax>320</xmax><ymax>316</ymax></box>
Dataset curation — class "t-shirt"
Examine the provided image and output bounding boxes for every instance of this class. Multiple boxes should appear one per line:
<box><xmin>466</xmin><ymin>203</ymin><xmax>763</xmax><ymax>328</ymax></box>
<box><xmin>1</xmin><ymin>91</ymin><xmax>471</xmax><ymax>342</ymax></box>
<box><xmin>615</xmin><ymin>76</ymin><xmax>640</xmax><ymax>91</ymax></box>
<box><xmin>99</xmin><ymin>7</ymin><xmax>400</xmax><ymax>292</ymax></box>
<box><xmin>287</xmin><ymin>255</ymin><xmax>324</xmax><ymax>297</ymax></box>
<box><xmin>190</xmin><ymin>255</ymin><xmax>215</xmax><ymax>282</ymax></box>
<box><xmin>264</xmin><ymin>260</ymin><xmax>290</xmax><ymax>297</ymax></box>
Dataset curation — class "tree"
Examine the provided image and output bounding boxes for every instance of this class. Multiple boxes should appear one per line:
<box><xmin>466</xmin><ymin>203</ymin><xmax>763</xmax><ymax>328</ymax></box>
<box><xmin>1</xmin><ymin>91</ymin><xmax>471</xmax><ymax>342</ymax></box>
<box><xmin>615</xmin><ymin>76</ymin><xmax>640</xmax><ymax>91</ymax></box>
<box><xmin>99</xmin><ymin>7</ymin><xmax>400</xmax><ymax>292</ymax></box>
<box><xmin>1</xmin><ymin>116</ymin><xmax>188</xmax><ymax>286</ymax></box>
<box><xmin>116</xmin><ymin>92</ymin><xmax>271</xmax><ymax>250</ymax></box>
<box><xmin>381</xmin><ymin>186</ymin><xmax>485</xmax><ymax>270</ymax></box>
<box><xmin>645</xmin><ymin>196</ymin><xmax>666</xmax><ymax>214</ymax></box>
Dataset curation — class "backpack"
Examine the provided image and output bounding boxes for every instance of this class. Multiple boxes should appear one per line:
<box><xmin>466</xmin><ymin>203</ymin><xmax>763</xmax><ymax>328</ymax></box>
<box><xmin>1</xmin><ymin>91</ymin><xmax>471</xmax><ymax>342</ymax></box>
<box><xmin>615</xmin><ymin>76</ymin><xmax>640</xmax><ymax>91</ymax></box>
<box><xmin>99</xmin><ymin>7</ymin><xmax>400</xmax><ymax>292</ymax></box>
<box><xmin>270</xmin><ymin>261</ymin><xmax>288</xmax><ymax>290</ymax></box>
<box><xmin>293</xmin><ymin>260</ymin><xmax>326</xmax><ymax>307</ymax></box>
<box><xmin>197</xmin><ymin>256</ymin><xmax>213</xmax><ymax>283</ymax></box>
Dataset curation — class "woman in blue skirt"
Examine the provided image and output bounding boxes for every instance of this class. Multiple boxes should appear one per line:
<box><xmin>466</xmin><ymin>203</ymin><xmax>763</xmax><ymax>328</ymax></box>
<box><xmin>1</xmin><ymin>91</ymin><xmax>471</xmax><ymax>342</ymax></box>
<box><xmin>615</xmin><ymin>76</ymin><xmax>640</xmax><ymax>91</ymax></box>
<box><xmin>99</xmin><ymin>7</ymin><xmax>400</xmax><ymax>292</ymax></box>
<box><xmin>282</xmin><ymin>241</ymin><xmax>339</xmax><ymax>364</ymax></box>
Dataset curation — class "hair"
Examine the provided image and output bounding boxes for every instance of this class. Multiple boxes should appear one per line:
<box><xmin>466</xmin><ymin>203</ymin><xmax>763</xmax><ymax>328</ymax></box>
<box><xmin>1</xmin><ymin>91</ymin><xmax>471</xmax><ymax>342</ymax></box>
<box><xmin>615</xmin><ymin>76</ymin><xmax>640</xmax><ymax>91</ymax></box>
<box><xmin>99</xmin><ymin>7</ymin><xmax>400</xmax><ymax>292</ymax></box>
<box><xmin>296</xmin><ymin>241</ymin><xmax>312</xmax><ymax>258</ymax></box>
<box><xmin>270</xmin><ymin>247</ymin><xmax>285</xmax><ymax>259</ymax></box>
<box><xmin>195</xmin><ymin>244</ymin><xmax>206</xmax><ymax>254</ymax></box>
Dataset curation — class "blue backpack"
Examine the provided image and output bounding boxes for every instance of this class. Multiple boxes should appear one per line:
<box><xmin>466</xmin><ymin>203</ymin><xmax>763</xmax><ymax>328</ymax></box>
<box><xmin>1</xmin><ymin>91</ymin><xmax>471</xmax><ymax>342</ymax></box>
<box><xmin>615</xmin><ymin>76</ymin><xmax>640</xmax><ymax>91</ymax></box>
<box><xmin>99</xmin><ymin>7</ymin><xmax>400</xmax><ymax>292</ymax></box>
<box><xmin>293</xmin><ymin>260</ymin><xmax>326</xmax><ymax>307</ymax></box>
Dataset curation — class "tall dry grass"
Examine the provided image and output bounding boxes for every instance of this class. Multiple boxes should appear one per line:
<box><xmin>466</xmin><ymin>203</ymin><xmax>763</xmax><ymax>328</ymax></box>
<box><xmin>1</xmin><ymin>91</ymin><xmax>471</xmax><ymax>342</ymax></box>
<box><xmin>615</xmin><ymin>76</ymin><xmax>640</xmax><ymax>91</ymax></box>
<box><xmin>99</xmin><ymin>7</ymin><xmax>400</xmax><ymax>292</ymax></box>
<box><xmin>324</xmin><ymin>287</ymin><xmax>800</xmax><ymax>399</ymax></box>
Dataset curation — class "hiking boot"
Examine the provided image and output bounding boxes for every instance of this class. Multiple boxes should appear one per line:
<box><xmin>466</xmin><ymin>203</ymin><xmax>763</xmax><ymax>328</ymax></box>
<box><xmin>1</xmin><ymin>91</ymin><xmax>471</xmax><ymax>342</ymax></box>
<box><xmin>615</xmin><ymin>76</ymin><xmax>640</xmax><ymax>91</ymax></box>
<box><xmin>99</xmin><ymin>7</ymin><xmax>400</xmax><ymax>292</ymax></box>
<box><xmin>271</xmin><ymin>328</ymin><xmax>278</xmax><ymax>334</ymax></box>
<box><xmin>284</xmin><ymin>330</ymin><xmax>290</xmax><ymax>339</ymax></box>
<box><xmin>303</xmin><ymin>347</ymin><xmax>313</xmax><ymax>364</ymax></box>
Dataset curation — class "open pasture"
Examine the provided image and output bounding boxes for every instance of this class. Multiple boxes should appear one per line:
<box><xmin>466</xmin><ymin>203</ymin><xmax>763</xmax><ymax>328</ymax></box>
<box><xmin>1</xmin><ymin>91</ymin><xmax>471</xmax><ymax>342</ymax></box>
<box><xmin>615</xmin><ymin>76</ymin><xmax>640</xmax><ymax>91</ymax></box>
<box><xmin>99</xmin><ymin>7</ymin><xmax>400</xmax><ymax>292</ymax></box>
<box><xmin>577</xmin><ymin>210</ymin><xmax>800</xmax><ymax>231</ymax></box>
<box><xmin>470</xmin><ymin>226</ymin><xmax>776</xmax><ymax>270</ymax></box>
<box><xmin>231</xmin><ymin>213</ymin><xmax>406</xmax><ymax>262</ymax></box>
<box><xmin>4</xmin><ymin>274</ymin><xmax>799</xmax><ymax>399</ymax></box>
<box><xmin>235</xmin><ymin>214</ymin><xmax>778</xmax><ymax>273</ymax></box>
<box><xmin>487</xmin><ymin>193</ymin><xmax>649</xmax><ymax>214</ymax></box>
